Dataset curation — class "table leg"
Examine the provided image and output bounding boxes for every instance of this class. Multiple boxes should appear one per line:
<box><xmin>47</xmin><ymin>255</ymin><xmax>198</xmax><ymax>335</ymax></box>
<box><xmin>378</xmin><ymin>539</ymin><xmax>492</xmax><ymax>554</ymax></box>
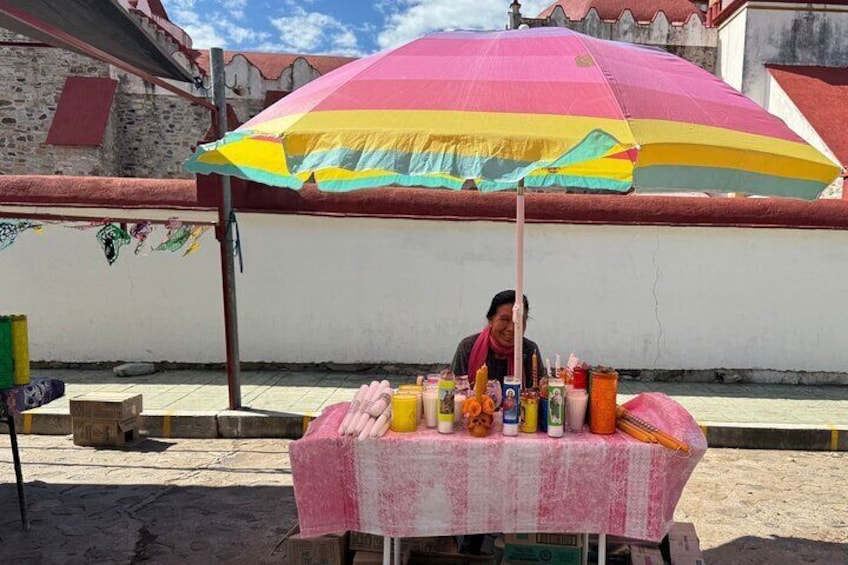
<box><xmin>598</xmin><ymin>533</ymin><xmax>606</xmax><ymax>564</ymax></box>
<box><xmin>581</xmin><ymin>533</ymin><xmax>588</xmax><ymax>565</ymax></box>
<box><xmin>393</xmin><ymin>537</ymin><xmax>400</xmax><ymax>565</ymax></box>
<box><xmin>6</xmin><ymin>411</ymin><xmax>29</xmax><ymax>530</ymax></box>
<box><xmin>382</xmin><ymin>536</ymin><xmax>391</xmax><ymax>565</ymax></box>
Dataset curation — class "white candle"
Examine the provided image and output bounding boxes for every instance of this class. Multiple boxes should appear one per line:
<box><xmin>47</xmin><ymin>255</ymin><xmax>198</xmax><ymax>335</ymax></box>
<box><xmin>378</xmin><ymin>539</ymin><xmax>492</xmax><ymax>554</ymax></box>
<box><xmin>423</xmin><ymin>390</ymin><xmax>438</xmax><ymax>428</ymax></box>
<box><xmin>454</xmin><ymin>393</ymin><xmax>466</xmax><ymax>423</ymax></box>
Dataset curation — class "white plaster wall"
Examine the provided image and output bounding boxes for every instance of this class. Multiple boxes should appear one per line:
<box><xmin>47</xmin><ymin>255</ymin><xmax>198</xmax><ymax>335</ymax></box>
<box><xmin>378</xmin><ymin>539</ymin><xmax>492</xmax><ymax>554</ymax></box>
<box><xmin>741</xmin><ymin>5</ymin><xmax>848</xmax><ymax>104</ymax></box>
<box><xmin>767</xmin><ymin>75</ymin><xmax>844</xmax><ymax>198</ymax></box>
<box><xmin>2</xmin><ymin>213</ymin><xmax>848</xmax><ymax>371</ymax></box>
<box><xmin>717</xmin><ymin>7</ymin><xmax>747</xmax><ymax>87</ymax></box>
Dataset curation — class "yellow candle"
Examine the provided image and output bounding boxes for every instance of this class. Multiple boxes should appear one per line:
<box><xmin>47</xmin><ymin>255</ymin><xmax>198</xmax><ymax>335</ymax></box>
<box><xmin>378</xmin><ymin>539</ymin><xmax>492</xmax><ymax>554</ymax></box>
<box><xmin>391</xmin><ymin>393</ymin><xmax>418</xmax><ymax>433</ymax></box>
<box><xmin>519</xmin><ymin>392</ymin><xmax>539</xmax><ymax>433</ymax></box>
<box><xmin>398</xmin><ymin>384</ymin><xmax>423</xmax><ymax>421</ymax></box>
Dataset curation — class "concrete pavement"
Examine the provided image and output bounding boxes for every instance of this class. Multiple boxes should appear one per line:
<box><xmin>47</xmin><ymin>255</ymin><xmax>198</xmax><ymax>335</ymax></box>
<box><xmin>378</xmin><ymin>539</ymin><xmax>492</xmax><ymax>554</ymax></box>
<box><xmin>4</xmin><ymin>369</ymin><xmax>847</xmax><ymax>450</ymax></box>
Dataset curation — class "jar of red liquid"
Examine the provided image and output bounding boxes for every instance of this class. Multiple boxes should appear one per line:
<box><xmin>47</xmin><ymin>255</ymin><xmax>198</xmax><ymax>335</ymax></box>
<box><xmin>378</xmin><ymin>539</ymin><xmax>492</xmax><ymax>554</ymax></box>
<box><xmin>572</xmin><ymin>366</ymin><xmax>588</xmax><ymax>390</ymax></box>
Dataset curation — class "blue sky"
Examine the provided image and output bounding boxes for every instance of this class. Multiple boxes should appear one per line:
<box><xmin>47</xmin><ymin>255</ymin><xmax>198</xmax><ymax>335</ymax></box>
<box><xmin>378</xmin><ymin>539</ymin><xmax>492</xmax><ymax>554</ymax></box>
<box><xmin>162</xmin><ymin>0</ymin><xmax>553</xmax><ymax>56</ymax></box>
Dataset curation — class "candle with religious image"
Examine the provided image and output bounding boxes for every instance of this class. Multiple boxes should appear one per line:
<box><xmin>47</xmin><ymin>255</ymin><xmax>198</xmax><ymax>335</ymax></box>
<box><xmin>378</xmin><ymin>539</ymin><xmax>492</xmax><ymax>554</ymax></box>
<box><xmin>502</xmin><ymin>376</ymin><xmax>521</xmax><ymax>436</ymax></box>
<box><xmin>547</xmin><ymin>376</ymin><xmax>565</xmax><ymax>438</ymax></box>
<box><xmin>437</xmin><ymin>375</ymin><xmax>456</xmax><ymax>434</ymax></box>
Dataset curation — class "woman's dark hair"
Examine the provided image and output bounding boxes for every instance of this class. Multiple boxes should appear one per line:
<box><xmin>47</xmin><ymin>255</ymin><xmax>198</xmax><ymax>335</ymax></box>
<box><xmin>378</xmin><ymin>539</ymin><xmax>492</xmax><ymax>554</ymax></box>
<box><xmin>486</xmin><ymin>290</ymin><xmax>530</xmax><ymax>320</ymax></box>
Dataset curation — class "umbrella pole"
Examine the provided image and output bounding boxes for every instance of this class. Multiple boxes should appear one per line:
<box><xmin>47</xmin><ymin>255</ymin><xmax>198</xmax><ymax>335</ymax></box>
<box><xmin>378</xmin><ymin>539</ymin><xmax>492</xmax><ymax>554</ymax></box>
<box><xmin>514</xmin><ymin>179</ymin><xmax>525</xmax><ymax>388</ymax></box>
<box><xmin>211</xmin><ymin>47</ymin><xmax>242</xmax><ymax>410</ymax></box>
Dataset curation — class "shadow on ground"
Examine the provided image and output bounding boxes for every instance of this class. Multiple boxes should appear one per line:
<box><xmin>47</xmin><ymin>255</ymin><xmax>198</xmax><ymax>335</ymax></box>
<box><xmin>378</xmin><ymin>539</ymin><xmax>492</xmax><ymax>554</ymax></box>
<box><xmin>703</xmin><ymin>535</ymin><xmax>848</xmax><ymax>564</ymax></box>
<box><xmin>0</xmin><ymin>481</ymin><xmax>297</xmax><ymax>564</ymax></box>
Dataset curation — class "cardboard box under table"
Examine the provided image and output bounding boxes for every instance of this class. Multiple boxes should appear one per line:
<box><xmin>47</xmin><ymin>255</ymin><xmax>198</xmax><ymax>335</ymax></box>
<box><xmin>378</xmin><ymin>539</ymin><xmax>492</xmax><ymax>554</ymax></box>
<box><xmin>503</xmin><ymin>533</ymin><xmax>583</xmax><ymax>565</ymax></box>
<box><xmin>282</xmin><ymin>524</ymin><xmax>348</xmax><ymax>565</ymax></box>
<box><xmin>664</xmin><ymin>522</ymin><xmax>705</xmax><ymax>565</ymax></box>
<box><xmin>70</xmin><ymin>393</ymin><xmax>142</xmax><ymax>447</ymax></box>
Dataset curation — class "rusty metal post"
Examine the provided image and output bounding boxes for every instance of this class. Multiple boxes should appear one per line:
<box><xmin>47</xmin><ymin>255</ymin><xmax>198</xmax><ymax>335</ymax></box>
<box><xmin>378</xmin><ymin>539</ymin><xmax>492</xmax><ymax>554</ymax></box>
<box><xmin>210</xmin><ymin>48</ymin><xmax>241</xmax><ymax>410</ymax></box>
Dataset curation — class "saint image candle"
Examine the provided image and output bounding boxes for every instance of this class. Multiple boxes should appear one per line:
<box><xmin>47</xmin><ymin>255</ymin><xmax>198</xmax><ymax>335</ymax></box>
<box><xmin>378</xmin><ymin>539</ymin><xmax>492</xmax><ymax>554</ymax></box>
<box><xmin>502</xmin><ymin>377</ymin><xmax>521</xmax><ymax>436</ymax></box>
<box><xmin>519</xmin><ymin>390</ymin><xmax>539</xmax><ymax>433</ymax></box>
<box><xmin>437</xmin><ymin>377</ymin><xmax>456</xmax><ymax>434</ymax></box>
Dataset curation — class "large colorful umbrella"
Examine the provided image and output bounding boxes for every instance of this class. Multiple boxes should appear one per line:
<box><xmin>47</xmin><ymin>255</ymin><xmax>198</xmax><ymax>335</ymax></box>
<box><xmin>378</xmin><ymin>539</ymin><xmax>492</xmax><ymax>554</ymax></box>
<box><xmin>186</xmin><ymin>27</ymin><xmax>839</xmax><ymax>386</ymax></box>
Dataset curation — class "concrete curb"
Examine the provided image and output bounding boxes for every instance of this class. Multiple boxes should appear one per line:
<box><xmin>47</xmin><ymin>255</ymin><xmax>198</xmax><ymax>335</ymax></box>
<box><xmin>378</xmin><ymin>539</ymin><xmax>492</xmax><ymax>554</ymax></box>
<box><xmin>3</xmin><ymin>410</ymin><xmax>846</xmax><ymax>451</ymax></box>
<box><xmin>699</xmin><ymin>422</ymin><xmax>848</xmax><ymax>451</ymax></box>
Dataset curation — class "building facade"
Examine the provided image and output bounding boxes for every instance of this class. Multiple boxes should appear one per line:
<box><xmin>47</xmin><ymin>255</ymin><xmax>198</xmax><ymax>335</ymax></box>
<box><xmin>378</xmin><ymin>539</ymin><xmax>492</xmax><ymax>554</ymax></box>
<box><xmin>0</xmin><ymin>1</ymin><xmax>352</xmax><ymax>180</ymax></box>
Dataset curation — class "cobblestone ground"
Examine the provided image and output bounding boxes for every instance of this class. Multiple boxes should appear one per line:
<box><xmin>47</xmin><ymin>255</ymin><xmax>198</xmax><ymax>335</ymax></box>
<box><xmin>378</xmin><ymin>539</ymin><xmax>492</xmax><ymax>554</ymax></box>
<box><xmin>1</xmin><ymin>437</ymin><xmax>846</xmax><ymax>564</ymax></box>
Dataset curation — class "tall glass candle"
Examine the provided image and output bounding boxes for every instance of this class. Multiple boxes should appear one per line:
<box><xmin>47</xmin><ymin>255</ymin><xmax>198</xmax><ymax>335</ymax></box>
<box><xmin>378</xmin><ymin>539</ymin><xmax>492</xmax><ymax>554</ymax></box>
<box><xmin>502</xmin><ymin>377</ymin><xmax>521</xmax><ymax>436</ymax></box>
<box><xmin>589</xmin><ymin>368</ymin><xmax>618</xmax><ymax>435</ymax></box>
<box><xmin>519</xmin><ymin>390</ymin><xmax>539</xmax><ymax>433</ymax></box>
<box><xmin>437</xmin><ymin>377</ymin><xmax>456</xmax><ymax>434</ymax></box>
<box><xmin>423</xmin><ymin>381</ymin><xmax>439</xmax><ymax>428</ymax></box>
<box><xmin>547</xmin><ymin>378</ymin><xmax>565</xmax><ymax>438</ymax></box>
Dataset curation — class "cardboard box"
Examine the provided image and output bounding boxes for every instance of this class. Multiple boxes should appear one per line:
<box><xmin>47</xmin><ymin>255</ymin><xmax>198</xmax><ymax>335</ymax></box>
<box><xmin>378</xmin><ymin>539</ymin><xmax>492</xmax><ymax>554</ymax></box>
<box><xmin>283</xmin><ymin>524</ymin><xmax>348</xmax><ymax>565</ymax></box>
<box><xmin>503</xmin><ymin>533</ymin><xmax>582</xmax><ymax>565</ymax></box>
<box><xmin>70</xmin><ymin>393</ymin><xmax>143</xmax><ymax>420</ymax></box>
<box><xmin>349</xmin><ymin>532</ymin><xmax>447</xmax><ymax>554</ymax></box>
<box><xmin>354</xmin><ymin>550</ymin><xmax>411</xmax><ymax>565</ymax></box>
<box><xmin>412</xmin><ymin>553</ymin><xmax>495</xmax><ymax>565</ymax></box>
<box><xmin>666</xmin><ymin>523</ymin><xmax>704</xmax><ymax>565</ymax></box>
<box><xmin>72</xmin><ymin>417</ymin><xmax>139</xmax><ymax>447</ymax></box>
<box><xmin>630</xmin><ymin>544</ymin><xmax>666</xmax><ymax>565</ymax></box>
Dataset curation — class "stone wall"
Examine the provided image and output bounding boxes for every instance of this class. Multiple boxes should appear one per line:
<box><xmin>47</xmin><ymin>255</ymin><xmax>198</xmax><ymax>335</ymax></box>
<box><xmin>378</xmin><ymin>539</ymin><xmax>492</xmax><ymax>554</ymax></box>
<box><xmin>0</xmin><ymin>24</ymin><xmax>312</xmax><ymax>180</ymax></box>
<box><xmin>530</xmin><ymin>7</ymin><xmax>718</xmax><ymax>72</ymax></box>
<box><xmin>0</xmin><ymin>28</ymin><xmax>120</xmax><ymax>176</ymax></box>
<box><xmin>112</xmin><ymin>91</ymin><xmax>209</xmax><ymax>178</ymax></box>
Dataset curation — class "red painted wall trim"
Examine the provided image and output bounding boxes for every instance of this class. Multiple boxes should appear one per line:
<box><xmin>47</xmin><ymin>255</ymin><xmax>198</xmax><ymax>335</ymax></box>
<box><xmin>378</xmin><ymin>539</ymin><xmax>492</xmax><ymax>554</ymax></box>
<box><xmin>2</xmin><ymin>175</ymin><xmax>848</xmax><ymax>230</ymax></box>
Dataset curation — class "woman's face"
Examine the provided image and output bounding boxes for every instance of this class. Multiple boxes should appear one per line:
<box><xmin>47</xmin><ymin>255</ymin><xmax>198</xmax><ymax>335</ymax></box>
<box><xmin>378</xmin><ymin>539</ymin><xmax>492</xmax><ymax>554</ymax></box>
<box><xmin>489</xmin><ymin>303</ymin><xmax>527</xmax><ymax>347</ymax></box>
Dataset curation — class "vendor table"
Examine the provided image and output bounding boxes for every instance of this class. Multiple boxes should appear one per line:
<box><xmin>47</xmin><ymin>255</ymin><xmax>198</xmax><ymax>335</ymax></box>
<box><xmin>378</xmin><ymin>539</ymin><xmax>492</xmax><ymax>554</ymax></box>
<box><xmin>0</xmin><ymin>388</ymin><xmax>28</xmax><ymax>530</ymax></box>
<box><xmin>291</xmin><ymin>393</ymin><xmax>705</xmax><ymax>562</ymax></box>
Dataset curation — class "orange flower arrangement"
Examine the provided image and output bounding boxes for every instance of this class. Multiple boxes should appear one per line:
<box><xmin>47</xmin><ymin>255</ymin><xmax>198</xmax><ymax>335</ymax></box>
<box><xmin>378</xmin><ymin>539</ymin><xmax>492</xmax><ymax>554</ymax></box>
<box><xmin>463</xmin><ymin>364</ymin><xmax>495</xmax><ymax>437</ymax></box>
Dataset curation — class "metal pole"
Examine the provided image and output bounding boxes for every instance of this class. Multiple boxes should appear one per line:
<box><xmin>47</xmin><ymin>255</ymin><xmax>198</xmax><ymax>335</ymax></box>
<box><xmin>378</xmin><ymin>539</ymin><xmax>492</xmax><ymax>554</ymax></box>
<box><xmin>210</xmin><ymin>48</ymin><xmax>242</xmax><ymax>410</ymax></box>
<box><xmin>2</xmin><ymin>392</ymin><xmax>29</xmax><ymax>530</ymax></box>
<box><xmin>514</xmin><ymin>179</ymin><xmax>525</xmax><ymax>388</ymax></box>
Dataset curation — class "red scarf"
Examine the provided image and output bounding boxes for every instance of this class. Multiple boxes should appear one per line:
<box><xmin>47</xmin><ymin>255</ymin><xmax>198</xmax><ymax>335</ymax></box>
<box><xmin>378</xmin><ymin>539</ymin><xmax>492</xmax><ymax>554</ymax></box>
<box><xmin>468</xmin><ymin>326</ymin><xmax>514</xmax><ymax>379</ymax></box>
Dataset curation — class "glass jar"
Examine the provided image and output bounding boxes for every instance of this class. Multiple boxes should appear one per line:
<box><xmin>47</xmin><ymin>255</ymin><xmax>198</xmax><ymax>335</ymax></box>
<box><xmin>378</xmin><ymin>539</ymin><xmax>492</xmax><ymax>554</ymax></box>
<box><xmin>423</xmin><ymin>379</ymin><xmax>439</xmax><ymax>428</ymax></box>
<box><xmin>589</xmin><ymin>368</ymin><xmax>618</xmax><ymax>435</ymax></box>
<box><xmin>391</xmin><ymin>393</ymin><xmax>419</xmax><ymax>433</ymax></box>
<box><xmin>454</xmin><ymin>375</ymin><xmax>469</xmax><ymax>424</ymax></box>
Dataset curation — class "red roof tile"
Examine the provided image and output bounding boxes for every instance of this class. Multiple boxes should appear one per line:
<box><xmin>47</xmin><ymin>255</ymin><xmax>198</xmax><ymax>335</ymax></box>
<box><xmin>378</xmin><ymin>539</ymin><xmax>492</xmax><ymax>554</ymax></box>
<box><xmin>768</xmin><ymin>65</ymin><xmax>848</xmax><ymax>168</ymax></box>
<box><xmin>194</xmin><ymin>51</ymin><xmax>357</xmax><ymax>80</ymax></box>
<box><xmin>46</xmin><ymin>77</ymin><xmax>118</xmax><ymax>147</ymax></box>
<box><xmin>538</xmin><ymin>0</ymin><xmax>704</xmax><ymax>24</ymax></box>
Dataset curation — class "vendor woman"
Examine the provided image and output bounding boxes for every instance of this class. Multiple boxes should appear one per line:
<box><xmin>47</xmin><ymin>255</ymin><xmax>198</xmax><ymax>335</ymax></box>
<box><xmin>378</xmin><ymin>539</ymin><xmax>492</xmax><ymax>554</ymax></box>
<box><xmin>451</xmin><ymin>290</ymin><xmax>542</xmax><ymax>388</ymax></box>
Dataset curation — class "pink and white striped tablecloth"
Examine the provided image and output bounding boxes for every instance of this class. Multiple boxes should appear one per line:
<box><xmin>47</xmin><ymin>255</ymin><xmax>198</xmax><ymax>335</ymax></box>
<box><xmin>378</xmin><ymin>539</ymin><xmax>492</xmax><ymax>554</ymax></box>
<box><xmin>290</xmin><ymin>393</ymin><xmax>706</xmax><ymax>542</ymax></box>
